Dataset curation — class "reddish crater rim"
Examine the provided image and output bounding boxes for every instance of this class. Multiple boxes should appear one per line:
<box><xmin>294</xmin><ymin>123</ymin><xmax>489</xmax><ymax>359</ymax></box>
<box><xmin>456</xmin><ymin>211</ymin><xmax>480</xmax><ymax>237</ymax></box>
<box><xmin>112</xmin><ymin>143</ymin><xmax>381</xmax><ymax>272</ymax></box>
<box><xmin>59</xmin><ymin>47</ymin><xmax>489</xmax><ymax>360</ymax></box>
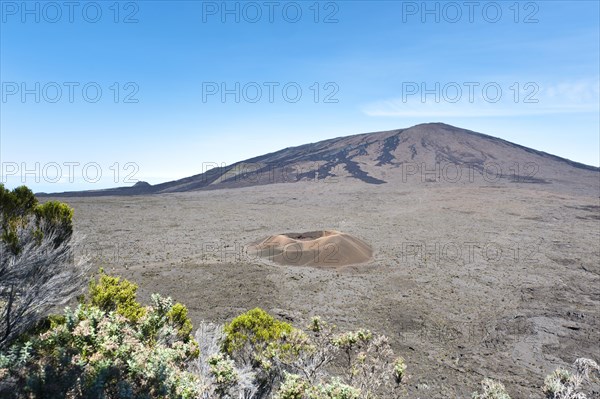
<box><xmin>280</xmin><ymin>231</ymin><xmax>336</xmax><ymax>241</ymax></box>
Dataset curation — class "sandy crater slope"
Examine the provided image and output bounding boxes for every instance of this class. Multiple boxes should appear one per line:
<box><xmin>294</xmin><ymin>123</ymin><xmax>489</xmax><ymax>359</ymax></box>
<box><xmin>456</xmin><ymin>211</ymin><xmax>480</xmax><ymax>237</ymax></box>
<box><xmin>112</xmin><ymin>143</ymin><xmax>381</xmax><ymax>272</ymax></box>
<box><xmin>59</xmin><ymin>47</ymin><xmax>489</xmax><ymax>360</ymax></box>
<box><xmin>48</xmin><ymin>123</ymin><xmax>600</xmax><ymax>398</ymax></box>
<box><xmin>248</xmin><ymin>230</ymin><xmax>373</xmax><ymax>267</ymax></box>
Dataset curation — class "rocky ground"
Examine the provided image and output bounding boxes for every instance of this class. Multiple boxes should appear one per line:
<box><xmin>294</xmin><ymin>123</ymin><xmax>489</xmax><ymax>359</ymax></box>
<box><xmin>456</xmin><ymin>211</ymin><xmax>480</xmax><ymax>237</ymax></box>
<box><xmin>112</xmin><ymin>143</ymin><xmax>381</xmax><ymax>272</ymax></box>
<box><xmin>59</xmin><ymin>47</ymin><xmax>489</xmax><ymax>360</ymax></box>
<box><xmin>58</xmin><ymin>178</ymin><xmax>600</xmax><ymax>398</ymax></box>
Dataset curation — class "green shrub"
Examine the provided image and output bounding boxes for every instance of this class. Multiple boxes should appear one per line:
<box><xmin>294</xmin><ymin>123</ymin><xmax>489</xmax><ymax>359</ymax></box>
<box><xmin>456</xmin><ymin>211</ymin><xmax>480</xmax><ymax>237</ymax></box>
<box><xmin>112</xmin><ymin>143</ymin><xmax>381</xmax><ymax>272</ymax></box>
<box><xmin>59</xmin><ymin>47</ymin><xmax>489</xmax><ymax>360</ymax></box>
<box><xmin>223</xmin><ymin>308</ymin><xmax>294</xmax><ymax>355</ymax></box>
<box><xmin>1</xmin><ymin>185</ymin><xmax>86</xmax><ymax>349</ymax></box>
<box><xmin>275</xmin><ymin>374</ymin><xmax>362</xmax><ymax>399</ymax></box>
<box><xmin>3</xmin><ymin>290</ymin><xmax>409</xmax><ymax>398</ymax></box>
<box><xmin>16</xmin><ymin>314</ymin><xmax>67</xmax><ymax>343</ymax></box>
<box><xmin>0</xmin><ymin>184</ymin><xmax>38</xmax><ymax>253</ymax></box>
<box><xmin>168</xmin><ymin>302</ymin><xmax>194</xmax><ymax>341</ymax></box>
<box><xmin>472</xmin><ymin>378</ymin><xmax>511</xmax><ymax>399</ymax></box>
<box><xmin>331</xmin><ymin>329</ymin><xmax>372</xmax><ymax>349</ymax></box>
<box><xmin>313</xmin><ymin>378</ymin><xmax>361</xmax><ymax>399</ymax></box>
<box><xmin>393</xmin><ymin>357</ymin><xmax>407</xmax><ymax>383</ymax></box>
<box><xmin>207</xmin><ymin>352</ymin><xmax>240</xmax><ymax>395</ymax></box>
<box><xmin>275</xmin><ymin>373</ymin><xmax>310</xmax><ymax>399</ymax></box>
<box><xmin>0</xmin><ymin>184</ymin><xmax>74</xmax><ymax>253</ymax></box>
<box><xmin>34</xmin><ymin>200</ymin><xmax>73</xmax><ymax>246</ymax></box>
<box><xmin>0</xmin><ymin>184</ymin><xmax>38</xmax><ymax>219</ymax></box>
<box><xmin>0</xmin><ymin>296</ymin><xmax>200</xmax><ymax>399</ymax></box>
<box><xmin>542</xmin><ymin>358</ymin><xmax>600</xmax><ymax>399</ymax></box>
<box><xmin>87</xmin><ymin>270</ymin><xmax>146</xmax><ymax>322</ymax></box>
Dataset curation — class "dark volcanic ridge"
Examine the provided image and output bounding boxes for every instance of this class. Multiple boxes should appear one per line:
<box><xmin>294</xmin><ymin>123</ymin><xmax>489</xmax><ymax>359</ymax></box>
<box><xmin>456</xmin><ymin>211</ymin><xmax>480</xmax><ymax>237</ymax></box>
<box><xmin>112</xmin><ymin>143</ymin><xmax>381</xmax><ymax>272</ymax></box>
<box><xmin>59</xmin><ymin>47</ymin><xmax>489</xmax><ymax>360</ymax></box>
<box><xmin>39</xmin><ymin>123</ymin><xmax>600</xmax><ymax>197</ymax></box>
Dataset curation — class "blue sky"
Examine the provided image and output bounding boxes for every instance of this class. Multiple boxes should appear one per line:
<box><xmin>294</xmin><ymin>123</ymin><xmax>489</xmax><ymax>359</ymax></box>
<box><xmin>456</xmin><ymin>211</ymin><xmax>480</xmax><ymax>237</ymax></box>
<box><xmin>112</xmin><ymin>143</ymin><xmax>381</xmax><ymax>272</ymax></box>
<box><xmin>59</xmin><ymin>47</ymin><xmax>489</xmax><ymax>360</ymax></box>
<box><xmin>1</xmin><ymin>0</ymin><xmax>598</xmax><ymax>192</ymax></box>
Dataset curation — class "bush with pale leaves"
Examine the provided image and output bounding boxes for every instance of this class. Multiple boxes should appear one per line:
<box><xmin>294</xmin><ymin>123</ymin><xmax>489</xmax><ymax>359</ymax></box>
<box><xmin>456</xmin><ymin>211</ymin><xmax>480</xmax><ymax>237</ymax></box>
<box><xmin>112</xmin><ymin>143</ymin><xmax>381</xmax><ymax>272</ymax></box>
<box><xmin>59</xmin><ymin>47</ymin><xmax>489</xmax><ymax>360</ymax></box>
<box><xmin>543</xmin><ymin>358</ymin><xmax>600</xmax><ymax>399</ymax></box>
<box><xmin>0</xmin><ymin>294</ymin><xmax>200</xmax><ymax>398</ymax></box>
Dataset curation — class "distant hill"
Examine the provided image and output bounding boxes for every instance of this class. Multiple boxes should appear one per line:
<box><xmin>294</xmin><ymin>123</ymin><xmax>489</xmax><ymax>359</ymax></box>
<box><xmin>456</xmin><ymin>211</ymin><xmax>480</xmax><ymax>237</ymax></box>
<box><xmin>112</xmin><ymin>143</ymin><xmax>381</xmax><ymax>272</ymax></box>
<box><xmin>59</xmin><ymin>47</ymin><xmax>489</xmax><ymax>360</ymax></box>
<box><xmin>40</xmin><ymin>123</ymin><xmax>599</xmax><ymax>197</ymax></box>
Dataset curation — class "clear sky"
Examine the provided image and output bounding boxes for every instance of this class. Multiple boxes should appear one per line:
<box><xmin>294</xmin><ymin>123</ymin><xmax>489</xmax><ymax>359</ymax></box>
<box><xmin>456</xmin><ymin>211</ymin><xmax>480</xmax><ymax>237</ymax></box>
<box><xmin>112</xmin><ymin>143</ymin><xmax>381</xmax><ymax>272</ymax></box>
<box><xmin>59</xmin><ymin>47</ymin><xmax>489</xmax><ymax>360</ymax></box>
<box><xmin>1</xmin><ymin>0</ymin><xmax>598</xmax><ymax>192</ymax></box>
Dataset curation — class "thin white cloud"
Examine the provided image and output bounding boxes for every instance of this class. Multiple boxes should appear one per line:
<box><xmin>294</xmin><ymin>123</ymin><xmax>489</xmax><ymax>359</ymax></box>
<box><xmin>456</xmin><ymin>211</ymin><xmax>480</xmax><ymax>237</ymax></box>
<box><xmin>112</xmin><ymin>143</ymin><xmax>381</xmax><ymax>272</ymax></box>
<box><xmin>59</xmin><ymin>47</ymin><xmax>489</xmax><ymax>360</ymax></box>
<box><xmin>363</xmin><ymin>79</ymin><xmax>600</xmax><ymax>117</ymax></box>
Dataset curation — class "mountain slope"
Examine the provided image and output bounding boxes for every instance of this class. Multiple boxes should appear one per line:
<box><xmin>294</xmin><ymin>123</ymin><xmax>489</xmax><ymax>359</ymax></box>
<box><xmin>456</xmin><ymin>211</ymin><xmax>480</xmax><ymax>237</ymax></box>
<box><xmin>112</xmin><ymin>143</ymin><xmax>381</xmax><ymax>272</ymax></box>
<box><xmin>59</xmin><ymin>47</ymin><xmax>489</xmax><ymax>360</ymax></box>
<box><xmin>42</xmin><ymin>123</ymin><xmax>599</xmax><ymax>196</ymax></box>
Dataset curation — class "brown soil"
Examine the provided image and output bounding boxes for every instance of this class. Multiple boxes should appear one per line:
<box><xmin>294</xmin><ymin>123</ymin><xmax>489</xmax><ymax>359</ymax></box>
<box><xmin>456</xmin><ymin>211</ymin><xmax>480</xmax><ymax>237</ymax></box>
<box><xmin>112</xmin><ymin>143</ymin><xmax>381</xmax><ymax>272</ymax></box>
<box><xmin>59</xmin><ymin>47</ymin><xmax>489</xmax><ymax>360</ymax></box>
<box><xmin>56</xmin><ymin>179</ymin><xmax>600</xmax><ymax>398</ymax></box>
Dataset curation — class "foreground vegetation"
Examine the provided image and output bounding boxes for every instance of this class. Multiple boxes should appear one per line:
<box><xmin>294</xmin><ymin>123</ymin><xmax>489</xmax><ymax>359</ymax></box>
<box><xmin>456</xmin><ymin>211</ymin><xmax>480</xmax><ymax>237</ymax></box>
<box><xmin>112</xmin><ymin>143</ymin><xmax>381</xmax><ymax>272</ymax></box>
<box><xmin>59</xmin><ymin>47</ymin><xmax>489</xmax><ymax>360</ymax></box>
<box><xmin>0</xmin><ymin>185</ymin><xmax>598</xmax><ymax>398</ymax></box>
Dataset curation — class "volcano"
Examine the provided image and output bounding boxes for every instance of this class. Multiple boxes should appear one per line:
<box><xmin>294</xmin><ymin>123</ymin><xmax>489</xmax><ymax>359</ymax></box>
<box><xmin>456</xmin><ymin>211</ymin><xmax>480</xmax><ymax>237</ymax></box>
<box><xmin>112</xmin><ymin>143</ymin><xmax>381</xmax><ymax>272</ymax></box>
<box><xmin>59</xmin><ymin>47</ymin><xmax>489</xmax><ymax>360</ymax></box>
<box><xmin>41</xmin><ymin>123</ymin><xmax>599</xmax><ymax>197</ymax></box>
